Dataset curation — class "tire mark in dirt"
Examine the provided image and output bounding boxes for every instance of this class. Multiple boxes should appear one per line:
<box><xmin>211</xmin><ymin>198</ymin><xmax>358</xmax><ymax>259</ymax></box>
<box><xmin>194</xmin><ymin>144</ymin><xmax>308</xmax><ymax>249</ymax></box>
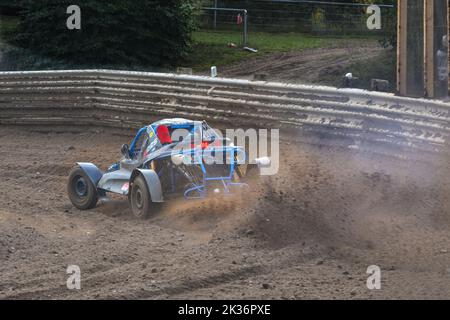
<box><xmin>218</xmin><ymin>45</ymin><xmax>384</xmax><ymax>84</ymax></box>
<box><xmin>116</xmin><ymin>264</ymin><xmax>266</xmax><ymax>299</ymax></box>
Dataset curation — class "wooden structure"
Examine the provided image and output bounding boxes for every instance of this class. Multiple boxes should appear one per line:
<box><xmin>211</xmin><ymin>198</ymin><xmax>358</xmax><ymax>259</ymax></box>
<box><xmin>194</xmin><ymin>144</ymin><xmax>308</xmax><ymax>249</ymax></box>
<box><xmin>397</xmin><ymin>0</ymin><xmax>449</xmax><ymax>98</ymax></box>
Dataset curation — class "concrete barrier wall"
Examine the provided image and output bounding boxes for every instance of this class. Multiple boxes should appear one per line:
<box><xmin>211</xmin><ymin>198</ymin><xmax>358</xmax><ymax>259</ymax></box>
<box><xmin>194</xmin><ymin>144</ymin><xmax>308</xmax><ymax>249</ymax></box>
<box><xmin>1</xmin><ymin>69</ymin><xmax>450</xmax><ymax>154</ymax></box>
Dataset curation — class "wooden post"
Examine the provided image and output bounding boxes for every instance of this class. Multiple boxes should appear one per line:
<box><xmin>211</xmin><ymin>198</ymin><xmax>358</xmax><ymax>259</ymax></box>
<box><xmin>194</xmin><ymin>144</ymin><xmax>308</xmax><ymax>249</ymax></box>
<box><xmin>397</xmin><ymin>0</ymin><xmax>408</xmax><ymax>95</ymax></box>
<box><xmin>425</xmin><ymin>0</ymin><xmax>435</xmax><ymax>97</ymax></box>
<box><xmin>397</xmin><ymin>0</ymin><xmax>425</xmax><ymax>97</ymax></box>
<box><xmin>425</xmin><ymin>0</ymin><xmax>448</xmax><ymax>98</ymax></box>
<box><xmin>398</xmin><ymin>0</ymin><xmax>448</xmax><ymax>98</ymax></box>
<box><xmin>432</xmin><ymin>0</ymin><xmax>448</xmax><ymax>98</ymax></box>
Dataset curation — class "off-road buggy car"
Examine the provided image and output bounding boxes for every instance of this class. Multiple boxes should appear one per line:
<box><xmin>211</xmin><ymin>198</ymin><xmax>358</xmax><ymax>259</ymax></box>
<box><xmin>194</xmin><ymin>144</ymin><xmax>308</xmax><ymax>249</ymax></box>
<box><xmin>68</xmin><ymin>118</ymin><xmax>270</xmax><ymax>219</ymax></box>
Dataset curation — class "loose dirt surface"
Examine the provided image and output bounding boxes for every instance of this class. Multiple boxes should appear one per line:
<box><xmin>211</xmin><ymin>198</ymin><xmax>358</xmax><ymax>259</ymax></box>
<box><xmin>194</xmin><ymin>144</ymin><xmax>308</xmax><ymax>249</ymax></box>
<box><xmin>218</xmin><ymin>43</ymin><xmax>384</xmax><ymax>84</ymax></box>
<box><xmin>2</xmin><ymin>126</ymin><xmax>450</xmax><ymax>300</ymax></box>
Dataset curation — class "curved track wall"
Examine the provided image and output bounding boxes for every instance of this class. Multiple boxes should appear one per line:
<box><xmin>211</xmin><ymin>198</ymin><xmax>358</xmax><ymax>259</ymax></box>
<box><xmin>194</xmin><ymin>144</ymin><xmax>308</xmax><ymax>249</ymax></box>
<box><xmin>1</xmin><ymin>70</ymin><xmax>450</xmax><ymax>154</ymax></box>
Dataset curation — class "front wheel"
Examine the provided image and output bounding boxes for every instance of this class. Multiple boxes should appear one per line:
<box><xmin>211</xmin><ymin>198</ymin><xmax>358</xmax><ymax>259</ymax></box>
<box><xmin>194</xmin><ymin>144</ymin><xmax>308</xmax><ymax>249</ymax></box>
<box><xmin>68</xmin><ymin>166</ymin><xmax>99</xmax><ymax>210</ymax></box>
<box><xmin>129</xmin><ymin>175</ymin><xmax>154</xmax><ymax>219</ymax></box>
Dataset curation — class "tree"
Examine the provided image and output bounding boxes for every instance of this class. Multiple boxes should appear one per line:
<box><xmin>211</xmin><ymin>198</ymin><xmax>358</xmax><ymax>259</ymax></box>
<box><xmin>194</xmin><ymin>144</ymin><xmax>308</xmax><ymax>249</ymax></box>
<box><xmin>12</xmin><ymin>0</ymin><xmax>199</xmax><ymax>68</ymax></box>
<box><xmin>0</xmin><ymin>1</ymin><xmax>25</xmax><ymax>15</ymax></box>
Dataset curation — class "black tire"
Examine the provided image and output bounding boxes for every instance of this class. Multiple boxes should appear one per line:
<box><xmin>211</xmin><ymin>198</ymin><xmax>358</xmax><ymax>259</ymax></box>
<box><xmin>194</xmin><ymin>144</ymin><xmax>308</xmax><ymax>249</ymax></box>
<box><xmin>129</xmin><ymin>175</ymin><xmax>153</xmax><ymax>219</ymax></box>
<box><xmin>67</xmin><ymin>166</ymin><xmax>98</xmax><ymax>210</ymax></box>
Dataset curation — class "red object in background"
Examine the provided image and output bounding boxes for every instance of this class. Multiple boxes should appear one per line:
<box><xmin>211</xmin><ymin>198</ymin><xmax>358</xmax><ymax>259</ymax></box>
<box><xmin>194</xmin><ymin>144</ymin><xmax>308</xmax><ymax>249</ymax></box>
<box><xmin>201</xmin><ymin>141</ymin><xmax>210</xmax><ymax>149</ymax></box>
<box><xmin>189</xmin><ymin>141</ymin><xmax>211</xmax><ymax>150</ymax></box>
<box><xmin>156</xmin><ymin>125</ymin><xmax>173</xmax><ymax>145</ymax></box>
<box><xmin>237</xmin><ymin>14</ymin><xmax>243</xmax><ymax>25</ymax></box>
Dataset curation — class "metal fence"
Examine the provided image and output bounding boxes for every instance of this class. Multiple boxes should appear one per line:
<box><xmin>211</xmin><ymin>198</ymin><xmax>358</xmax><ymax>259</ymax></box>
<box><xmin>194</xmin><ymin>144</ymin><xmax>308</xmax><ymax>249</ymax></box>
<box><xmin>199</xmin><ymin>0</ymin><xmax>396</xmax><ymax>37</ymax></box>
<box><xmin>202</xmin><ymin>7</ymin><xmax>249</xmax><ymax>46</ymax></box>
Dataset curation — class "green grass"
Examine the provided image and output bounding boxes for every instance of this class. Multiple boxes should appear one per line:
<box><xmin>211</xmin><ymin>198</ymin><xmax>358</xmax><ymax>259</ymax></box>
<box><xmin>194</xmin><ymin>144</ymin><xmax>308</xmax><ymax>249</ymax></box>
<box><xmin>182</xmin><ymin>30</ymin><xmax>382</xmax><ymax>71</ymax></box>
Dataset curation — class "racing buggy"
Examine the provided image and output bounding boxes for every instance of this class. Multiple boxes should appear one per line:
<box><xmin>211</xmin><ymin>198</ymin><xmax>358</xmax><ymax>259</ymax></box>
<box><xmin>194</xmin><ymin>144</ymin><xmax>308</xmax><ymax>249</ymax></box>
<box><xmin>68</xmin><ymin>118</ymin><xmax>270</xmax><ymax>219</ymax></box>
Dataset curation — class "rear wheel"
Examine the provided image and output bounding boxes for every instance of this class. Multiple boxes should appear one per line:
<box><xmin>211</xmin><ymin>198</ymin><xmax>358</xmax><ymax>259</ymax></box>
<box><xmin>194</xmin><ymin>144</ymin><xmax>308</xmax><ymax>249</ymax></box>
<box><xmin>68</xmin><ymin>166</ymin><xmax>99</xmax><ymax>210</ymax></box>
<box><xmin>130</xmin><ymin>175</ymin><xmax>153</xmax><ymax>219</ymax></box>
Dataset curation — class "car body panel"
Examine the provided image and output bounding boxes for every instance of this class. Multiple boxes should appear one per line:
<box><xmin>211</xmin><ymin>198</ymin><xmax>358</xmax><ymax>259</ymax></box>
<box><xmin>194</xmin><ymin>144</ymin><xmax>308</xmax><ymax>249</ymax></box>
<box><xmin>77</xmin><ymin>162</ymin><xmax>103</xmax><ymax>185</ymax></box>
<box><xmin>133</xmin><ymin>169</ymin><xmax>163</xmax><ymax>202</ymax></box>
<box><xmin>98</xmin><ymin>168</ymin><xmax>133</xmax><ymax>195</ymax></box>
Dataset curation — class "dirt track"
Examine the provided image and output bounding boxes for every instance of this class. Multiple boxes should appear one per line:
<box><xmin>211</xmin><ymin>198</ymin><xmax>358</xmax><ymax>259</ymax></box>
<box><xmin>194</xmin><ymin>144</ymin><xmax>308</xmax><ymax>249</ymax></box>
<box><xmin>219</xmin><ymin>43</ymin><xmax>384</xmax><ymax>84</ymax></box>
<box><xmin>1</xmin><ymin>126</ymin><xmax>450</xmax><ymax>300</ymax></box>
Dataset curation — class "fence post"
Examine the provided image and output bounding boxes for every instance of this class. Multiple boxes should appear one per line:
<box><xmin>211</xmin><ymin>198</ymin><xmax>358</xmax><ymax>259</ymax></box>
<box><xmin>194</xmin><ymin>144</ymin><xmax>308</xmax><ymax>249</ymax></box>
<box><xmin>213</xmin><ymin>0</ymin><xmax>218</xmax><ymax>29</ymax></box>
<box><xmin>243</xmin><ymin>10</ymin><xmax>248</xmax><ymax>47</ymax></box>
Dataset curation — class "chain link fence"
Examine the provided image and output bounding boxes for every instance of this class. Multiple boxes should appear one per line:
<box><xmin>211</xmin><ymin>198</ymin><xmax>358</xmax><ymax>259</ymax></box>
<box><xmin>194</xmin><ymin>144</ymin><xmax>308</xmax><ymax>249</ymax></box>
<box><xmin>199</xmin><ymin>0</ymin><xmax>396</xmax><ymax>38</ymax></box>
